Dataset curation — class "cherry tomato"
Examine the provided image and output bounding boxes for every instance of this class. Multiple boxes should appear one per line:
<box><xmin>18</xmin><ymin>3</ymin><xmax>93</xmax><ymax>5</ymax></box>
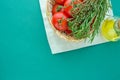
<box><xmin>52</xmin><ymin>12</ymin><xmax>68</xmax><ymax>31</ymax></box>
<box><xmin>64</xmin><ymin>0</ymin><xmax>72</xmax><ymax>17</ymax></box>
<box><xmin>55</xmin><ymin>0</ymin><xmax>65</xmax><ymax>5</ymax></box>
<box><xmin>64</xmin><ymin>6</ymin><xmax>73</xmax><ymax>17</ymax></box>
<box><xmin>64</xmin><ymin>0</ymin><xmax>71</xmax><ymax>6</ymax></box>
<box><xmin>64</xmin><ymin>0</ymin><xmax>84</xmax><ymax>7</ymax></box>
<box><xmin>65</xmin><ymin>29</ymin><xmax>72</xmax><ymax>34</ymax></box>
<box><xmin>52</xmin><ymin>4</ymin><xmax>64</xmax><ymax>15</ymax></box>
<box><xmin>64</xmin><ymin>0</ymin><xmax>84</xmax><ymax>17</ymax></box>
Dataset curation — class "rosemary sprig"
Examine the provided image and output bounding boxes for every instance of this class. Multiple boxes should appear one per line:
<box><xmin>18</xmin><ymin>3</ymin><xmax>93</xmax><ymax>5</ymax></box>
<box><xmin>68</xmin><ymin>0</ymin><xmax>110</xmax><ymax>42</ymax></box>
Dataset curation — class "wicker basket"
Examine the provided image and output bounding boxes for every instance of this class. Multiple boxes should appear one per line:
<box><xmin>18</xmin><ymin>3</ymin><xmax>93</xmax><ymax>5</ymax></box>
<box><xmin>46</xmin><ymin>0</ymin><xmax>84</xmax><ymax>42</ymax></box>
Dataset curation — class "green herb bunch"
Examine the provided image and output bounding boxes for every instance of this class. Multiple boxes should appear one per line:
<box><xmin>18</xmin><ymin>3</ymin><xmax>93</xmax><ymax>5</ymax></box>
<box><xmin>68</xmin><ymin>0</ymin><xmax>111</xmax><ymax>42</ymax></box>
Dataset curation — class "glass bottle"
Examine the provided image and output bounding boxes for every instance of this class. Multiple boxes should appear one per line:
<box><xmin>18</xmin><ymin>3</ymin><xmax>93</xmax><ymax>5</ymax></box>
<box><xmin>101</xmin><ymin>17</ymin><xmax>120</xmax><ymax>41</ymax></box>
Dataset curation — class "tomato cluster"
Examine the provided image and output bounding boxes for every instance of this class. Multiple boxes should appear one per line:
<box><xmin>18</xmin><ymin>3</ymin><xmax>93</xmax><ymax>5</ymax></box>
<box><xmin>52</xmin><ymin>0</ymin><xmax>83</xmax><ymax>34</ymax></box>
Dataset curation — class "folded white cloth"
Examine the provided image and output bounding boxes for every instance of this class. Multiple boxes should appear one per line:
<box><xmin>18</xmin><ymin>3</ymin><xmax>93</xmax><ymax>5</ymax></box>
<box><xmin>39</xmin><ymin>0</ymin><xmax>113</xmax><ymax>54</ymax></box>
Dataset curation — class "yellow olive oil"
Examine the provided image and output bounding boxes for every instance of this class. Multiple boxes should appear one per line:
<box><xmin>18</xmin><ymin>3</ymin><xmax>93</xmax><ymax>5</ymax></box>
<box><xmin>101</xmin><ymin>18</ymin><xmax>120</xmax><ymax>41</ymax></box>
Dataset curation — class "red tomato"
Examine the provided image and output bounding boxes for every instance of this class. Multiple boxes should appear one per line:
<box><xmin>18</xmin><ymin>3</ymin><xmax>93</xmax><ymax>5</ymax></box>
<box><xmin>64</xmin><ymin>0</ymin><xmax>84</xmax><ymax>7</ymax></box>
<box><xmin>52</xmin><ymin>12</ymin><xmax>69</xmax><ymax>31</ymax></box>
<box><xmin>64</xmin><ymin>0</ymin><xmax>84</xmax><ymax>17</ymax></box>
<box><xmin>64</xmin><ymin>6</ymin><xmax>73</xmax><ymax>17</ymax></box>
<box><xmin>64</xmin><ymin>0</ymin><xmax>72</xmax><ymax>17</ymax></box>
<box><xmin>65</xmin><ymin>29</ymin><xmax>72</xmax><ymax>34</ymax></box>
<box><xmin>55</xmin><ymin>0</ymin><xmax>65</xmax><ymax>5</ymax></box>
<box><xmin>64</xmin><ymin>0</ymin><xmax>71</xmax><ymax>6</ymax></box>
<box><xmin>52</xmin><ymin>4</ymin><xmax>64</xmax><ymax>15</ymax></box>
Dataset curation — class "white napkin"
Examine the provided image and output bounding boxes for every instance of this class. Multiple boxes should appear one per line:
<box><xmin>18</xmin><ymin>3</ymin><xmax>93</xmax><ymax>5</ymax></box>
<box><xmin>39</xmin><ymin>0</ymin><xmax>113</xmax><ymax>54</ymax></box>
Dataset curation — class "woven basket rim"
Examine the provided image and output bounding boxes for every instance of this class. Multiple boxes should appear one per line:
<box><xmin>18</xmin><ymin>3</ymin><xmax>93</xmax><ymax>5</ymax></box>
<box><xmin>46</xmin><ymin>0</ymin><xmax>93</xmax><ymax>42</ymax></box>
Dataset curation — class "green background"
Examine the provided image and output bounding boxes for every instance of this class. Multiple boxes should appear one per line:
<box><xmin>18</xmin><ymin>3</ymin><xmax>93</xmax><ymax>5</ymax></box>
<box><xmin>0</xmin><ymin>0</ymin><xmax>120</xmax><ymax>80</ymax></box>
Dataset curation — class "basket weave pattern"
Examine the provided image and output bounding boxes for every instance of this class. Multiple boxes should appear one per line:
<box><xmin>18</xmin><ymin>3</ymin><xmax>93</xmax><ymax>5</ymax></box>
<box><xmin>46</xmin><ymin>0</ymin><xmax>84</xmax><ymax>41</ymax></box>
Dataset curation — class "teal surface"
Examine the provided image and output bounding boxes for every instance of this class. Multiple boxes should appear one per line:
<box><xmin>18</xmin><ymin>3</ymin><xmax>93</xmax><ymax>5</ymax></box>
<box><xmin>0</xmin><ymin>0</ymin><xmax>120</xmax><ymax>80</ymax></box>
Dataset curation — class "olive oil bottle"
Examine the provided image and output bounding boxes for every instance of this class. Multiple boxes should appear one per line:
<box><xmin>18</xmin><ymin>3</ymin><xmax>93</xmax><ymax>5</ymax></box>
<box><xmin>101</xmin><ymin>17</ymin><xmax>120</xmax><ymax>41</ymax></box>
